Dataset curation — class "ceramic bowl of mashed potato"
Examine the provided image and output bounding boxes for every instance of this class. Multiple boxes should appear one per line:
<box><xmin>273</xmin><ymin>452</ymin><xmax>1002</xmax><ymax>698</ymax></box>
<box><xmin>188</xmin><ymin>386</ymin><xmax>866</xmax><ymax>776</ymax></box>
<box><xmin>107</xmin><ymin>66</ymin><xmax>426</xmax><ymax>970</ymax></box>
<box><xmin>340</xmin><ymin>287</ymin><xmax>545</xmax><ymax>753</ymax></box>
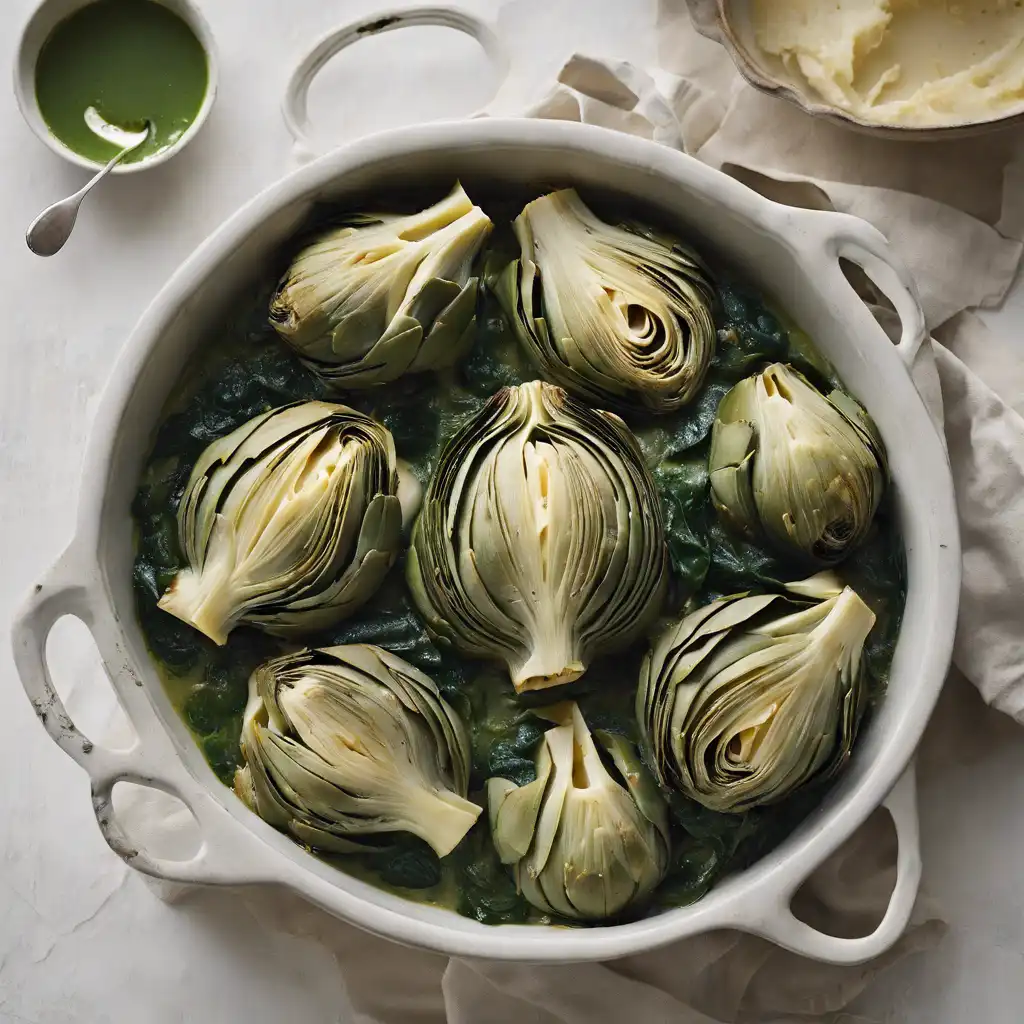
<box><xmin>686</xmin><ymin>0</ymin><xmax>1024</xmax><ymax>137</ymax></box>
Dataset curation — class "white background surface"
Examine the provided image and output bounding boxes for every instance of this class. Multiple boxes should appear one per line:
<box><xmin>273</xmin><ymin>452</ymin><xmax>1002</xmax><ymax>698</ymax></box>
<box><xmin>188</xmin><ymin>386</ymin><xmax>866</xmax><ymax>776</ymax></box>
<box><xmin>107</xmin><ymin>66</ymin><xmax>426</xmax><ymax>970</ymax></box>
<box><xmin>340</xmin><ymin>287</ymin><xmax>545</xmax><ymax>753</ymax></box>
<box><xmin>2</xmin><ymin>1</ymin><xmax>1024</xmax><ymax>1021</ymax></box>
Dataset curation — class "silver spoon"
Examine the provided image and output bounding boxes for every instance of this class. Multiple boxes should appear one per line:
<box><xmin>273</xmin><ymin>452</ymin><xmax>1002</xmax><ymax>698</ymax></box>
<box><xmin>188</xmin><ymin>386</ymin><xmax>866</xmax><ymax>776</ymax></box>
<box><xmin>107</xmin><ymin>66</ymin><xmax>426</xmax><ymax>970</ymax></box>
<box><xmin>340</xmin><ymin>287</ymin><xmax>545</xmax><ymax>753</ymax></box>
<box><xmin>26</xmin><ymin>110</ymin><xmax>151</xmax><ymax>257</ymax></box>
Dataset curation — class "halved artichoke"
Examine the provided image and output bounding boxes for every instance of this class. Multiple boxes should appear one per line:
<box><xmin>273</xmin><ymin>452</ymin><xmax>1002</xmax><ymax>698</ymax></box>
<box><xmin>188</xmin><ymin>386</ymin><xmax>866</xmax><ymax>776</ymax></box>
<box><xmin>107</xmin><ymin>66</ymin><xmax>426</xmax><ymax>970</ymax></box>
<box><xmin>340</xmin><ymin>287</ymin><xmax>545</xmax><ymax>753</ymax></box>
<box><xmin>407</xmin><ymin>380</ymin><xmax>668</xmax><ymax>693</ymax></box>
<box><xmin>708</xmin><ymin>363</ymin><xmax>887</xmax><ymax>565</ymax></box>
<box><xmin>497</xmin><ymin>189</ymin><xmax>717</xmax><ymax>413</ymax></box>
<box><xmin>269</xmin><ymin>183</ymin><xmax>493</xmax><ymax>388</ymax></box>
<box><xmin>488</xmin><ymin>702</ymin><xmax>669</xmax><ymax>920</ymax></box>
<box><xmin>637</xmin><ymin>572</ymin><xmax>875</xmax><ymax>813</ymax></box>
<box><xmin>158</xmin><ymin>401</ymin><xmax>401</xmax><ymax>644</ymax></box>
<box><xmin>235</xmin><ymin>645</ymin><xmax>481</xmax><ymax>857</ymax></box>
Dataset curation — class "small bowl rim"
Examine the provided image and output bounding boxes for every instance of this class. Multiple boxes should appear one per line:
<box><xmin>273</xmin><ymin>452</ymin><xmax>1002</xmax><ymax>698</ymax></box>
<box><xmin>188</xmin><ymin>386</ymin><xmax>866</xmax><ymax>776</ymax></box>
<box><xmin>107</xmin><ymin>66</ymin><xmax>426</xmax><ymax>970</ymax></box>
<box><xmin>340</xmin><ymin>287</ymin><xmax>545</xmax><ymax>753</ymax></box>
<box><xmin>686</xmin><ymin>0</ymin><xmax>1024</xmax><ymax>140</ymax></box>
<box><xmin>13</xmin><ymin>0</ymin><xmax>220</xmax><ymax>174</ymax></box>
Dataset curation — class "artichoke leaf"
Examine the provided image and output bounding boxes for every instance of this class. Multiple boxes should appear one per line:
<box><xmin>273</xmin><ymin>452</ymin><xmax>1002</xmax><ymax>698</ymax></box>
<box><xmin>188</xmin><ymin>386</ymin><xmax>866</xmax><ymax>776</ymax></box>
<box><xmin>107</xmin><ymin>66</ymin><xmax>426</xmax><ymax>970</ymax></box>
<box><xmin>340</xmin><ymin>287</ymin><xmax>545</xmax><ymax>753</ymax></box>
<box><xmin>487</xmin><ymin>755</ymin><xmax>551</xmax><ymax>866</ymax></box>
<box><xmin>289</xmin><ymin>820</ymin><xmax>391</xmax><ymax>856</ymax></box>
<box><xmin>783</xmin><ymin>570</ymin><xmax>844</xmax><ymax>601</ymax></box>
<box><xmin>596</xmin><ymin>730</ymin><xmax>670</xmax><ymax>841</ymax></box>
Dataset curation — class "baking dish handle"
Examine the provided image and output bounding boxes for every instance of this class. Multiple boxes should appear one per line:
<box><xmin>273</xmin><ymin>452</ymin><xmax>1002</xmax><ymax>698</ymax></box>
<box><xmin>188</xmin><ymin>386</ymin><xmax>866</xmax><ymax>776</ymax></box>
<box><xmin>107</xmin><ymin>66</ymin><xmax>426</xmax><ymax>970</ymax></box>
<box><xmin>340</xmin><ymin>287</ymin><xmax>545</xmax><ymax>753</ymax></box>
<box><xmin>747</xmin><ymin>766</ymin><xmax>921</xmax><ymax>965</ymax></box>
<box><xmin>12</xmin><ymin>545</ymin><xmax>278</xmax><ymax>886</ymax></box>
<box><xmin>282</xmin><ymin>6</ymin><xmax>509</xmax><ymax>161</ymax></box>
<box><xmin>820</xmin><ymin>216</ymin><xmax>928</xmax><ymax>369</ymax></box>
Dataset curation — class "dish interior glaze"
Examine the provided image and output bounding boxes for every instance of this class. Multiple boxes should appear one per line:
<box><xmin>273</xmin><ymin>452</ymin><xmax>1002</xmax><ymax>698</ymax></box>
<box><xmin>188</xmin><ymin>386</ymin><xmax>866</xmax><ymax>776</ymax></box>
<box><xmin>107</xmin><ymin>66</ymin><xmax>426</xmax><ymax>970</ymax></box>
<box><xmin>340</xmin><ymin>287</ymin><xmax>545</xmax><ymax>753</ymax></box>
<box><xmin>130</xmin><ymin>184</ymin><xmax>905</xmax><ymax>927</ymax></box>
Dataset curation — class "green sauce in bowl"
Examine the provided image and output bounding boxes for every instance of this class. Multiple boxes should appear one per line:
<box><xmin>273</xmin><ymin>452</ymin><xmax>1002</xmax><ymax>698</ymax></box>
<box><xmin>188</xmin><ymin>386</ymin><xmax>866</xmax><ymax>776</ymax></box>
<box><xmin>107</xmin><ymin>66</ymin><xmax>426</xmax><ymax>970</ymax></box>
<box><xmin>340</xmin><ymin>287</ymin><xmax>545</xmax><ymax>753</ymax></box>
<box><xmin>35</xmin><ymin>0</ymin><xmax>209</xmax><ymax>165</ymax></box>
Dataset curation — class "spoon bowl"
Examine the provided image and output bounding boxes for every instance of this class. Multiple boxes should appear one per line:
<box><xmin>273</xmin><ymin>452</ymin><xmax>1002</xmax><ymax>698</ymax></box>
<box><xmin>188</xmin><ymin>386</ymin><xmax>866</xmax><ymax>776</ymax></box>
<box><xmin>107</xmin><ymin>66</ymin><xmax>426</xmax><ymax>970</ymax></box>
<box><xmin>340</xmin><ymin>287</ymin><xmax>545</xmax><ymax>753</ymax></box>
<box><xmin>25</xmin><ymin>117</ymin><xmax>151</xmax><ymax>256</ymax></box>
<box><xmin>83</xmin><ymin>105</ymin><xmax>150</xmax><ymax>151</ymax></box>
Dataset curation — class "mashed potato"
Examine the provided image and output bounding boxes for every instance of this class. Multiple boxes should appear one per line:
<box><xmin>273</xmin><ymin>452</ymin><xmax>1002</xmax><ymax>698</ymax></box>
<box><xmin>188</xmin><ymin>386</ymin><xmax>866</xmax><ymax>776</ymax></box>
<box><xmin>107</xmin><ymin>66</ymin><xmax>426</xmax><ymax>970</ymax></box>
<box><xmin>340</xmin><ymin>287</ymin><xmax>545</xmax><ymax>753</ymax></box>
<box><xmin>752</xmin><ymin>0</ymin><xmax>1024</xmax><ymax>126</ymax></box>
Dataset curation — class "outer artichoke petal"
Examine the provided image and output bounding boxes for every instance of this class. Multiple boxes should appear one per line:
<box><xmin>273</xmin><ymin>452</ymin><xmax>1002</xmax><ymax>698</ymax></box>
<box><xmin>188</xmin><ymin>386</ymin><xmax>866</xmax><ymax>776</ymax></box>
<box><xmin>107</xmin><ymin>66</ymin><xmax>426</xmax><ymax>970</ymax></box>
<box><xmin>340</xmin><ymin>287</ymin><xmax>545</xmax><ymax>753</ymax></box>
<box><xmin>488</xmin><ymin>703</ymin><xmax>669</xmax><ymax>921</ymax></box>
<box><xmin>413</xmin><ymin>283</ymin><xmax>479</xmax><ymax>372</ymax></box>
<box><xmin>828</xmin><ymin>387</ymin><xmax>888</xmax><ymax>470</ymax></box>
<box><xmin>596</xmin><ymin>730</ymin><xmax>670</xmax><ymax>841</ymax></box>
<box><xmin>487</xmin><ymin>766</ymin><xmax>550</xmax><ymax>865</ymax></box>
<box><xmin>708</xmin><ymin>457</ymin><xmax>759</xmax><ymax>540</ymax></box>
<box><xmin>637</xmin><ymin>578</ymin><xmax>876</xmax><ymax>812</ymax></box>
<box><xmin>408</xmin><ymin>380</ymin><xmax>668</xmax><ymax>693</ymax></box>
<box><xmin>527</xmin><ymin>722</ymin><xmax>574</xmax><ymax>874</ymax></box>
<box><xmin>234</xmin><ymin>645</ymin><xmax>481</xmax><ymax>858</ymax></box>
<box><xmin>403</xmin><ymin>277</ymin><xmax>463</xmax><ymax>337</ymax></box>
<box><xmin>270</xmin><ymin>183</ymin><xmax>493</xmax><ymax>388</ymax></box>
<box><xmin>498</xmin><ymin>189</ymin><xmax>718</xmax><ymax>414</ymax></box>
<box><xmin>288</xmin><ymin>820</ymin><xmax>391</xmax><ymax>855</ymax></box>
<box><xmin>328</xmin><ymin>305</ymin><xmax>393</xmax><ymax>364</ymax></box>
<box><xmin>708</xmin><ymin>363</ymin><xmax>887</xmax><ymax>565</ymax></box>
<box><xmin>326</xmin><ymin>320</ymin><xmax>423</xmax><ymax>387</ymax></box>
<box><xmin>709</xmin><ymin>418</ymin><xmax>756</xmax><ymax>467</ymax></box>
<box><xmin>158</xmin><ymin>402</ymin><xmax>400</xmax><ymax>644</ymax></box>
<box><xmin>784</xmin><ymin>570</ymin><xmax>844</xmax><ymax>600</ymax></box>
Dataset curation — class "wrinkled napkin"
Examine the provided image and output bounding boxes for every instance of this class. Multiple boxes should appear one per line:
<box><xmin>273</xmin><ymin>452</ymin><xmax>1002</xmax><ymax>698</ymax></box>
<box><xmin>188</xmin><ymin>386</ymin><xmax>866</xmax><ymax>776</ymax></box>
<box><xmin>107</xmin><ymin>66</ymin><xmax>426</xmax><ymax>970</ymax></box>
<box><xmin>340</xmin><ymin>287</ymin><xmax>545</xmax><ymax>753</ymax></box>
<box><xmin>109</xmin><ymin>2</ymin><xmax>1024</xmax><ymax>1020</ymax></box>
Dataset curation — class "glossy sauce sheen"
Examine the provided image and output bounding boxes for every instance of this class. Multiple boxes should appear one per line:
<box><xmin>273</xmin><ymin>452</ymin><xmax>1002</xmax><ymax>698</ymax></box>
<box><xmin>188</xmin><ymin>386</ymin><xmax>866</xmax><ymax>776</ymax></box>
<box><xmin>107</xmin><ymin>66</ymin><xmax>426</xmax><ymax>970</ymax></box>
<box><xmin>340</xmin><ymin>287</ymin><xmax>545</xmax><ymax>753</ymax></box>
<box><xmin>35</xmin><ymin>0</ymin><xmax>208</xmax><ymax>164</ymax></box>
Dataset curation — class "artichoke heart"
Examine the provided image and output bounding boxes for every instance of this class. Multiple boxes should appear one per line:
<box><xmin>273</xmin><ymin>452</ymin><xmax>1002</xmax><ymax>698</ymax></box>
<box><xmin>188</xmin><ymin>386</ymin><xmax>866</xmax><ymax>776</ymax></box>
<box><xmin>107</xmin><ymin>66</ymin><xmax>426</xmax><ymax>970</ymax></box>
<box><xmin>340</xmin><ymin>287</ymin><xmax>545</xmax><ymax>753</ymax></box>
<box><xmin>709</xmin><ymin>363</ymin><xmax>887</xmax><ymax>565</ymax></box>
<box><xmin>637</xmin><ymin>572</ymin><xmax>876</xmax><ymax>813</ymax></box>
<box><xmin>407</xmin><ymin>380</ymin><xmax>668</xmax><ymax>693</ymax></box>
<box><xmin>235</xmin><ymin>645</ymin><xmax>481</xmax><ymax>858</ymax></box>
<box><xmin>269</xmin><ymin>182</ymin><xmax>493</xmax><ymax>388</ymax></box>
<box><xmin>497</xmin><ymin>188</ymin><xmax>717</xmax><ymax>413</ymax></box>
<box><xmin>158</xmin><ymin>401</ymin><xmax>402</xmax><ymax>644</ymax></box>
<box><xmin>487</xmin><ymin>702</ymin><xmax>669</xmax><ymax>920</ymax></box>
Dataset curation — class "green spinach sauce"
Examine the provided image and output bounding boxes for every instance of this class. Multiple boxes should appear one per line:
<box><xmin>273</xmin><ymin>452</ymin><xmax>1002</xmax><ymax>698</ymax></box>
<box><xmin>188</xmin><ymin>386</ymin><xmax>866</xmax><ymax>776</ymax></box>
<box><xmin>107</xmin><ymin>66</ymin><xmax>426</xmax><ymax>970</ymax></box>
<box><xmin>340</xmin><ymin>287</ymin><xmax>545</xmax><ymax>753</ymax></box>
<box><xmin>35</xmin><ymin>0</ymin><xmax>208</xmax><ymax>165</ymax></box>
<box><xmin>131</xmin><ymin>193</ymin><xmax>905</xmax><ymax>926</ymax></box>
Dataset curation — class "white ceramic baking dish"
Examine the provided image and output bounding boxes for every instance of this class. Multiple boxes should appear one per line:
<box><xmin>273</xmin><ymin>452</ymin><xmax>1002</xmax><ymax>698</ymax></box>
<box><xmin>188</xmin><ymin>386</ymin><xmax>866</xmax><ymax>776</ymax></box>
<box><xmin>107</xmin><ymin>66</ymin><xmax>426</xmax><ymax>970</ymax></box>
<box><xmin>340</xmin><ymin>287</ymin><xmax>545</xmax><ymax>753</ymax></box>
<box><xmin>11</xmin><ymin>119</ymin><xmax>959</xmax><ymax>965</ymax></box>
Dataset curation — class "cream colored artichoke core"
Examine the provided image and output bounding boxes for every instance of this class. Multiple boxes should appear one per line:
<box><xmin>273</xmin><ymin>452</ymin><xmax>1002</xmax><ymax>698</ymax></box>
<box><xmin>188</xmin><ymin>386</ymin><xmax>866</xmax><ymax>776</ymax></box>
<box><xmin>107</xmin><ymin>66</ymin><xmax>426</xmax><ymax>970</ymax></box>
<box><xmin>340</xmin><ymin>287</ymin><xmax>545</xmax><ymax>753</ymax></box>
<box><xmin>407</xmin><ymin>380</ymin><xmax>667</xmax><ymax>693</ymax></box>
<box><xmin>487</xmin><ymin>702</ymin><xmax>669</xmax><ymax>920</ymax></box>
<box><xmin>158</xmin><ymin>401</ymin><xmax>401</xmax><ymax>645</ymax></box>
<box><xmin>235</xmin><ymin>645</ymin><xmax>481</xmax><ymax>858</ymax></box>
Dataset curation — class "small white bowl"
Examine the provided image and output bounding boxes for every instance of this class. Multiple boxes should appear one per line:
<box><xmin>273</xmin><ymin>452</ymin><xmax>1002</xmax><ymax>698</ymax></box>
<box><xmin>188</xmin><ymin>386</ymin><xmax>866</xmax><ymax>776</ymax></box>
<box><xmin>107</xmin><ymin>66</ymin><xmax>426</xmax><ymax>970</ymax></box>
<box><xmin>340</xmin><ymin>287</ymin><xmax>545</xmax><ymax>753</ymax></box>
<box><xmin>14</xmin><ymin>0</ymin><xmax>219</xmax><ymax>174</ymax></box>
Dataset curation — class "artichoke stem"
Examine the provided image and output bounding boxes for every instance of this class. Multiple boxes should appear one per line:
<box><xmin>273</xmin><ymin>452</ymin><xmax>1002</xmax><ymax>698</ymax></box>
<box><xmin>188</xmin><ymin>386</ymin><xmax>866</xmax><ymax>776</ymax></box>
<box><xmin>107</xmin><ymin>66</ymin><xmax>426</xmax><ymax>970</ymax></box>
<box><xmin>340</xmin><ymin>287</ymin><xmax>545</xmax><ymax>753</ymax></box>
<box><xmin>512</xmin><ymin>640</ymin><xmax>586</xmax><ymax>693</ymax></box>
<box><xmin>157</xmin><ymin>568</ymin><xmax>237</xmax><ymax>646</ymax></box>
<box><xmin>406</xmin><ymin>788</ymin><xmax>482</xmax><ymax>858</ymax></box>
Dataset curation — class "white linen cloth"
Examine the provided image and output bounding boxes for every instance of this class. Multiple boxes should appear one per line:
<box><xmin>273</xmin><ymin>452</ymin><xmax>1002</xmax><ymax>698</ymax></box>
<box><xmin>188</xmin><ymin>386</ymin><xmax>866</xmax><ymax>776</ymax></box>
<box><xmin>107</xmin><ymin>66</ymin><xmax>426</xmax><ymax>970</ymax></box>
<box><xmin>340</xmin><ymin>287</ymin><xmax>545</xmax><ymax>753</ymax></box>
<box><xmin>109</xmin><ymin>2</ymin><xmax>1024</xmax><ymax>1020</ymax></box>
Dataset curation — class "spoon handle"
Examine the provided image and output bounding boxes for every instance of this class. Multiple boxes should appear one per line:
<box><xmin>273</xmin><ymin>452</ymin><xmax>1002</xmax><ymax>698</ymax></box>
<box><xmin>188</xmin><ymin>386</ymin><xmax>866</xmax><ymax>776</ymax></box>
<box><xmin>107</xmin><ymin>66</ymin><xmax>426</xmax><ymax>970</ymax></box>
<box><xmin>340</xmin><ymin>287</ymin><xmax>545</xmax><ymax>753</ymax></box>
<box><xmin>75</xmin><ymin>145</ymin><xmax>134</xmax><ymax>199</ymax></box>
<box><xmin>26</xmin><ymin>146</ymin><xmax>133</xmax><ymax>257</ymax></box>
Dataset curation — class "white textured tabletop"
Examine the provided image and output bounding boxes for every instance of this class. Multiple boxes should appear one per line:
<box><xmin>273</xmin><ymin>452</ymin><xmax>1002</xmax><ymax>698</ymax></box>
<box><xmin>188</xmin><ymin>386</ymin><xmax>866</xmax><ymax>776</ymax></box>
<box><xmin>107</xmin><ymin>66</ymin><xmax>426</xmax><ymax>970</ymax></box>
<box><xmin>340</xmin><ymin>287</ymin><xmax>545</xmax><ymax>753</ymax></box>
<box><xmin>3</xmin><ymin>1</ymin><xmax>1024</xmax><ymax>1021</ymax></box>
